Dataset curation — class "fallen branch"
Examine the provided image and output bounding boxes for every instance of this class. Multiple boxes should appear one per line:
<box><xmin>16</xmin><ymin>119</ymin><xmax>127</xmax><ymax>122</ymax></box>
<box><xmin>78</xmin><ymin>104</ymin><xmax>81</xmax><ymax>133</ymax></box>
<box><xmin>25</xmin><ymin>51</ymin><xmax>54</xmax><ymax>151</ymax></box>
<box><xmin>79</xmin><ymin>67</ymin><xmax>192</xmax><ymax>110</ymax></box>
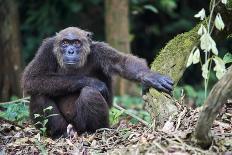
<box><xmin>194</xmin><ymin>66</ymin><xmax>232</xmax><ymax>149</ymax></box>
<box><xmin>0</xmin><ymin>97</ymin><xmax>30</xmax><ymax>105</ymax></box>
<box><xmin>113</xmin><ymin>103</ymin><xmax>150</xmax><ymax>127</ymax></box>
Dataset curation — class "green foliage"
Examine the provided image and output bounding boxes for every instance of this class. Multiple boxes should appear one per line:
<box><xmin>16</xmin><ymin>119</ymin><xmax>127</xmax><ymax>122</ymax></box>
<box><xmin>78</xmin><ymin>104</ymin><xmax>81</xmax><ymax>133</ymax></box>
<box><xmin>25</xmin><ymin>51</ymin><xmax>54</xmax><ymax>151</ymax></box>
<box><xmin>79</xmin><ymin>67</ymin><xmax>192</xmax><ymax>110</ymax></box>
<box><xmin>159</xmin><ymin>0</ymin><xmax>177</xmax><ymax>13</ymax></box>
<box><xmin>223</xmin><ymin>52</ymin><xmax>232</xmax><ymax>64</ymax></box>
<box><xmin>109</xmin><ymin>96</ymin><xmax>151</xmax><ymax>126</ymax></box>
<box><xmin>114</xmin><ymin>96</ymin><xmax>143</xmax><ymax>109</ymax></box>
<box><xmin>0</xmin><ymin>96</ymin><xmax>29</xmax><ymax>123</ymax></box>
<box><xmin>186</xmin><ymin>0</ymin><xmax>230</xmax><ymax>98</ymax></box>
<box><xmin>34</xmin><ymin>106</ymin><xmax>58</xmax><ymax>136</ymax></box>
<box><xmin>109</xmin><ymin>108</ymin><xmax>124</xmax><ymax>125</ymax></box>
<box><xmin>35</xmin><ymin>139</ymin><xmax>48</xmax><ymax>155</ymax></box>
<box><xmin>143</xmin><ymin>5</ymin><xmax>158</xmax><ymax>13</ymax></box>
<box><xmin>174</xmin><ymin>85</ymin><xmax>206</xmax><ymax>106</ymax></box>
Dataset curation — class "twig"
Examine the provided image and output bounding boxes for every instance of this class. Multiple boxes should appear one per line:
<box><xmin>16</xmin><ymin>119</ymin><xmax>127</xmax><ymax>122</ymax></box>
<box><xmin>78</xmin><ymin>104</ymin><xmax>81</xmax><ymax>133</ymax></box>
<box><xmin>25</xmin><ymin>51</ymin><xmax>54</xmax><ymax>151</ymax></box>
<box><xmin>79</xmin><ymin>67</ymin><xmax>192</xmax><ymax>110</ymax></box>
<box><xmin>172</xmin><ymin>133</ymin><xmax>207</xmax><ymax>154</ymax></box>
<box><xmin>0</xmin><ymin>116</ymin><xmax>25</xmax><ymax>129</ymax></box>
<box><xmin>96</xmin><ymin>128</ymin><xmax>116</xmax><ymax>132</ymax></box>
<box><xmin>0</xmin><ymin>130</ymin><xmax>6</xmax><ymax>136</ymax></box>
<box><xmin>0</xmin><ymin>97</ymin><xmax>30</xmax><ymax>105</ymax></box>
<box><xmin>175</xmin><ymin>107</ymin><xmax>187</xmax><ymax>131</ymax></box>
<box><xmin>215</xmin><ymin>133</ymin><xmax>232</xmax><ymax>136</ymax></box>
<box><xmin>113</xmin><ymin>103</ymin><xmax>150</xmax><ymax>127</ymax></box>
<box><xmin>153</xmin><ymin>140</ymin><xmax>168</xmax><ymax>154</ymax></box>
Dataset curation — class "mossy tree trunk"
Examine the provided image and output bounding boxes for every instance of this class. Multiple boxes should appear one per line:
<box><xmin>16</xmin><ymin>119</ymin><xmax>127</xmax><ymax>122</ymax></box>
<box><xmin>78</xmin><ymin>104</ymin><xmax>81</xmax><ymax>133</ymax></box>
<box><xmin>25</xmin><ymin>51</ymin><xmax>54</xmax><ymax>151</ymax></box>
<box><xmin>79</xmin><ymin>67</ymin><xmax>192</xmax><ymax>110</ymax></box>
<box><xmin>144</xmin><ymin>0</ymin><xmax>232</xmax><ymax>128</ymax></box>
<box><xmin>105</xmin><ymin>0</ymin><xmax>138</xmax><ymax>96</ymax></box>
<box><xmin>143</xmin><ymin>25</ymin><xmax>200</xmax><ymax>127</ymax></box>
<box><xmin>0</xmin><ymin>0</ymin><xmax>22</xmax><ymax>101</ymax></box>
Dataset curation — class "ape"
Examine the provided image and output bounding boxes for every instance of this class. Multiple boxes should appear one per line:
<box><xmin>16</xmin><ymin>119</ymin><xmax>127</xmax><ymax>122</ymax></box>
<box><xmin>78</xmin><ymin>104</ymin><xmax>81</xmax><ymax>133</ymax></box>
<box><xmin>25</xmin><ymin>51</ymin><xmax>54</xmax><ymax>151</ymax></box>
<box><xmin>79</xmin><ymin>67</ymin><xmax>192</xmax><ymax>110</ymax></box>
<box><xmin>22</xmin><ymin>27</ymin><xmax>173</xmax><ymax>138</ymax></box>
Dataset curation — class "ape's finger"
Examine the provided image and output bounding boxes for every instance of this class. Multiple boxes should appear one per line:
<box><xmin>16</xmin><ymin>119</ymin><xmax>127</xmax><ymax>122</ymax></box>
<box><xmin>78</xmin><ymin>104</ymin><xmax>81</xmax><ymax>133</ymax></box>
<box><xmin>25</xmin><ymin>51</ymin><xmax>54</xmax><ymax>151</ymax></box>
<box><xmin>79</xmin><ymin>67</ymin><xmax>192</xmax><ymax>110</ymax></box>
<box><xmin>164</xmin><ymin>77</ymin><xmax>174</xmax><ymax>85</ymax></box>
<box><xmin>155</xmin><ymin>84</ymin><xmax>171</xmax><ymax>95</ymax></box>
<box><xmin>161</xmin><ymin>82</ymin><xmax>173</xmax><ymax>92</ymax></box>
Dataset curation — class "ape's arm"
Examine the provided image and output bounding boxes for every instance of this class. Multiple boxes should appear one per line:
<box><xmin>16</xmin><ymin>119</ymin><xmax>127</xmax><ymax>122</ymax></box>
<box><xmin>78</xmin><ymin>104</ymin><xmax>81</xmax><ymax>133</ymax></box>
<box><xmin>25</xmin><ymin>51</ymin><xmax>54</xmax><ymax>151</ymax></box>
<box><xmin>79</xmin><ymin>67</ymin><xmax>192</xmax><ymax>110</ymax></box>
<box><xmin>91</xmin><ymin>42</ymin><xmax>174</xmax><ymax>94</ymax></box>
<box><xmin>22</xmin><ymin>38</ymin><xmax>102</xmax><ymax>96</ymax></box>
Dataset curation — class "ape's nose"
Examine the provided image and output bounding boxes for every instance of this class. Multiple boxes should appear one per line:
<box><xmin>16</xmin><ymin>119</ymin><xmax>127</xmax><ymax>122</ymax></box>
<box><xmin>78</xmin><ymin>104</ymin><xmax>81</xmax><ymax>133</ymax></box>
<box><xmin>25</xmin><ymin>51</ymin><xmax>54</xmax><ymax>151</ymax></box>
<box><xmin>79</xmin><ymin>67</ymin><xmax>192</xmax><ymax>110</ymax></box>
<box><xmin>68</xmin><ymin>49</ymin><xmax>74</xmax><ymax>55</ymax></box>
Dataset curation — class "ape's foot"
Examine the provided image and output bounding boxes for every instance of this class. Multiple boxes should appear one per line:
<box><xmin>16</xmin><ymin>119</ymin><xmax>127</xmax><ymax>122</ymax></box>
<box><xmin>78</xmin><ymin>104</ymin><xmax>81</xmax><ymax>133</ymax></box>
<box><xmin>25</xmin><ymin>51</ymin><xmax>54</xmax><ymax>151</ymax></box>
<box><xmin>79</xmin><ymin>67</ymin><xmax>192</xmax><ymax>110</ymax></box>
<box><xmin>67</xmin><ymin>124</ymin><xmax>77</xmax><ymax>139</ymax></box>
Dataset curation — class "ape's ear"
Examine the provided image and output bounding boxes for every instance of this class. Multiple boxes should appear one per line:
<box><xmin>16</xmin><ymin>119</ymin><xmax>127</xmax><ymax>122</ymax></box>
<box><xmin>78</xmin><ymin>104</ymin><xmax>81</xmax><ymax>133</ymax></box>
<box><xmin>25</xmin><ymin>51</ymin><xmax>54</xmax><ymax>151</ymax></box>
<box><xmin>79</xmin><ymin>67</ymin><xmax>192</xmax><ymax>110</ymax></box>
<box><xmin>86</xmin><ymin>32</ymin><xmax>93</xmax><ymax>42</ymax></box>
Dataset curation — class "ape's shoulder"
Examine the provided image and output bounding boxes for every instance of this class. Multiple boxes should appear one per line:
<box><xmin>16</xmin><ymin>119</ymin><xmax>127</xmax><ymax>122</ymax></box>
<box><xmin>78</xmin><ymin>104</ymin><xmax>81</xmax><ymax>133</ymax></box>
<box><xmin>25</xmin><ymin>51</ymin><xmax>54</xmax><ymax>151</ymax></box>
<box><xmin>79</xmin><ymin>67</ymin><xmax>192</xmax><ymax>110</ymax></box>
<box><xmin>40</xmin><ymin>37</ymin><xmax>55</xmax><ymax>50</ymax></box>
<box><xmin>90</xmin><ymin>41</ymin><xmax>109</xmax><ymax>51</ymax></box>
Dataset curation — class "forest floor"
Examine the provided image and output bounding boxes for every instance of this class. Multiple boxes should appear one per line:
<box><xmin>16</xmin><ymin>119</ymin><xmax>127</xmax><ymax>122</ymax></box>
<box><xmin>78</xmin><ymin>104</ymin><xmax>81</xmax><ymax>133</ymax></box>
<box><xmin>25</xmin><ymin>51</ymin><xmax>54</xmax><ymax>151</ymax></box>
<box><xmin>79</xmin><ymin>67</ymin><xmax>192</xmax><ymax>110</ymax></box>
<box><xmin>0</xmin><ymin>101</ymin><xmax>231</xmax><ymax>155</ymax></box>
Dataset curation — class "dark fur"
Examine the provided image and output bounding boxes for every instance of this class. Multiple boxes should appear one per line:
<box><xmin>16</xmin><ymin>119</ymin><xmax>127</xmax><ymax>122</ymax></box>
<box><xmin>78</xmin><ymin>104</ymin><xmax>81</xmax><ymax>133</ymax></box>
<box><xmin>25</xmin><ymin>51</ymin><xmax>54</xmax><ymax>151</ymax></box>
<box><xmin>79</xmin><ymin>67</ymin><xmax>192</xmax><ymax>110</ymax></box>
<box><xmin>22</xmin><ymin>27</ymin><xmax>173</xmax><ymax>138</ymax></box>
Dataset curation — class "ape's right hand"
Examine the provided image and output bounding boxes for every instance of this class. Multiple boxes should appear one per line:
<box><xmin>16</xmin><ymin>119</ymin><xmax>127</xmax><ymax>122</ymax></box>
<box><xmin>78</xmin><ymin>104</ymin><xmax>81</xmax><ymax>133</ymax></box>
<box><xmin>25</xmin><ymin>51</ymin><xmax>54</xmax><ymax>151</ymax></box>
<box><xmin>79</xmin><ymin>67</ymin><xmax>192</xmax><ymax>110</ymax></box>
<box><xmin>141</xmin><ymin>71</ymin><xmax>174</xmax><ymax>95</ymax></box>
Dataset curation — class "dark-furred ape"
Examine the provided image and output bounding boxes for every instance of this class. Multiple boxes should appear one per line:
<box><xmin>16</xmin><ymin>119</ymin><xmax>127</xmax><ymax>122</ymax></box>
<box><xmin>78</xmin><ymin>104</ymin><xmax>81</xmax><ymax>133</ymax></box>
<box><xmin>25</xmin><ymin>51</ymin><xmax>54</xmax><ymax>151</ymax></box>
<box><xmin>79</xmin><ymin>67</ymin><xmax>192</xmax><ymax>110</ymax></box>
<box><xmin>22</xmin><ymin>27</ymin><xmax>173</xmax><ymax>138</ymax></box>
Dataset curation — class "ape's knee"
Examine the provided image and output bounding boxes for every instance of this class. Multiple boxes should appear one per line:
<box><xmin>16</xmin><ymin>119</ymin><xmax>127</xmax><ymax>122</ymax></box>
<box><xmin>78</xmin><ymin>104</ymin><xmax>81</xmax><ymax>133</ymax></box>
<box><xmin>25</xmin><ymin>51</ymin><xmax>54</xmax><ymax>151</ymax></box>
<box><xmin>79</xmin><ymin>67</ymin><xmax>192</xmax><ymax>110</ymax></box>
<box><xmin>80</xmin><ymin>86</ymin><xmax>102</xmax><ymax>99</ymax></box>
<box><xmin>74</xmin><ymin>87</ymin><xmax>109</xmax><ymax>134</ymax></box>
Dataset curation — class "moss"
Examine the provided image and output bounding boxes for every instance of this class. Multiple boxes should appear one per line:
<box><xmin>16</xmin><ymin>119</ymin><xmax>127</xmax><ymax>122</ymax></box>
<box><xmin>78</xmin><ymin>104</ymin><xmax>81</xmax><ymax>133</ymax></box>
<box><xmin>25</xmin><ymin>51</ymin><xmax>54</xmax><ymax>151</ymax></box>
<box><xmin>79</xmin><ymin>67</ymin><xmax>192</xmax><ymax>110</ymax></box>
<box><xmin>145</xmin><ymin>0</ymin><xmax>232</xmax><ymax>128</ymax></box>
<box><xmin>144</xmin><ymin>22</ymin><xmax>202</xmax><ymax>127</ymax></box>
<box><xmin>150</xmin><ymin>23</ymin><xmax>200</xmax><ymax>86</ymax></box>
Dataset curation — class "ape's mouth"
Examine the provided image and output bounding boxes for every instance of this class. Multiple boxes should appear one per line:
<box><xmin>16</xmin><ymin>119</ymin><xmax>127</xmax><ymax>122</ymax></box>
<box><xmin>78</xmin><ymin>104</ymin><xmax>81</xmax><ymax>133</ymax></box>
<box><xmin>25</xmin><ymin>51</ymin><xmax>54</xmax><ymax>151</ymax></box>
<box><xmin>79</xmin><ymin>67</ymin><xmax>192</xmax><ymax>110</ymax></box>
<box><xmin>65</xmin><ymin>61</ymin><xmax>77</xmax><ymax>65</ymax></box>
<box><xmin>63</xmin><ymin>57</ymin><xmax>79</xmax><ymax>65</ymax></box>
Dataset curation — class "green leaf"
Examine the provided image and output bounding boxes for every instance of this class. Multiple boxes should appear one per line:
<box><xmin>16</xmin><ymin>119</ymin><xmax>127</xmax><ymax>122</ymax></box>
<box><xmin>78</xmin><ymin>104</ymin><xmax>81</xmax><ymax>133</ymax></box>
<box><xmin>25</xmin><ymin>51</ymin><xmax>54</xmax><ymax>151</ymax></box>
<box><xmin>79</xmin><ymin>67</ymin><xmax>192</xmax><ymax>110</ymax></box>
<box><xmin>34</xmin><ymin>114</ymin><xmax>41</xmax><ymax>118</ymax></box>
<box><xmin>197</xmin><ymin>24</ymin><xmax>207</xmax><ymax>35</ymax></box>
<box><xmin>40</xmin><ymin>127</ymin><xmax>46</xmax><ymax>133</ymax></box>
<box><xmin>186</xmin><ymin>51</ymin><xmax>193</xmax><ymax>67</ymax></box>
<box><xmin>194</xmin><ymin>8</ymin><xmax>206</xmax><ymax>20</ymax></box>
<box><xmin>109</xmin><ymin>108</ymin><xmax>124</xmax><ymax>125</ymax></box>
<box><xmin>186</xmin><ymin>47</ymin><xmax>197</xmax><ymax>67</ymax></box>
<box><xmin>223</xmin><ymin>53</ymin><xmax>232</xmax><ymax>64</ymax></box>
<box><xmin>34</xmin><ymin>122</ymin><xmax>42</xmax><ymax>126</ymax></box>
<box><xmin>213</xmin><ymin>56</ymin><xmax>226</xmax><ymax>79</ymax></box>
<box><xmin>200</xmin><ymin>33</ymin><xmax>212</xmax><ymax>52</ymax></box>
<box><xmin>193</xmin><ymin>48</ymin><xmax>200</xmax><ymax>64</ymax></box>
<box><xmin>215</xmin><ymin>13</ymin><xmax>225</xmax><ymax>31</ymax></box>
<box><xmin>144</xmin><ymin>5</ymin><xmax>158</xmax><ymax>13</ymax></box>
<box><xmin>212</xmin><ymin>44</ymin><xmax>218</xmax><ymax>55</ymax></box>
<box><xmin>43</xmin><ymin>106</ymin><xmax>53</xmax><ymax>112</ymax></box>
<box><xmin>200</xmin><ymin>33</ymin><xmax>218</xmax><ymax>55</ymax></box>
<box><xmin>221</xmin><ymin>0</ymin><xmax>227</xmax><ymax>4</ymax></box>
<box><xmin>43</xmin><ymin>119</ymin><xmax>48</xmax><ymax>127</ymax></box>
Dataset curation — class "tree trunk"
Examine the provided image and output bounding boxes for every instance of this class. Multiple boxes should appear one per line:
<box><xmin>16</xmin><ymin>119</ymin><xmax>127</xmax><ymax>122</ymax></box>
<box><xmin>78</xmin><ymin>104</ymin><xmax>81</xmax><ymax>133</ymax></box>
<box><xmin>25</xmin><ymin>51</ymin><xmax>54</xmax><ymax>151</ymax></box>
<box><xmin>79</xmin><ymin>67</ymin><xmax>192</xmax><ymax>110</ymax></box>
<box><xmin>144</xmin><ymin>0</ymin><xmax>232</xmax><ymax>128</ymax></box>
<box><xmin>105</xmin><ymin>0</ymin><xmax>138</xmax><ymax>96</ymax></box>
<box><xmin>0</xmin><ymin>0</ymin><xmax>22</xmax><ymax>101</ymax></box>
<box><xmin>193</xmin><ymin>3</ymin><xmax>232</xmax><ymax>145</ymax></box>
<box><xmin>143</xmin><ymin>24</ymin><xmax>200</xmax><ymax>127</ymax></box>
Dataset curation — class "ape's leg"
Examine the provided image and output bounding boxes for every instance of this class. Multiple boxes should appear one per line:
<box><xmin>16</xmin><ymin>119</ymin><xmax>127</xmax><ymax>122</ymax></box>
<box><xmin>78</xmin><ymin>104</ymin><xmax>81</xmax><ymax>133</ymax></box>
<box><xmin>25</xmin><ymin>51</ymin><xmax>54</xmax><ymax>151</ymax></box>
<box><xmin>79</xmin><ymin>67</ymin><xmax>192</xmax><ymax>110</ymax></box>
<box><xmin>30</xmin><ymin>95</ymin><xmax>68</xmax><ymax>138</ymax></box>
<box><xmin>72</xmin><ymin>86</ymin><xmax>109</xmax><ymax>134</ymax></box>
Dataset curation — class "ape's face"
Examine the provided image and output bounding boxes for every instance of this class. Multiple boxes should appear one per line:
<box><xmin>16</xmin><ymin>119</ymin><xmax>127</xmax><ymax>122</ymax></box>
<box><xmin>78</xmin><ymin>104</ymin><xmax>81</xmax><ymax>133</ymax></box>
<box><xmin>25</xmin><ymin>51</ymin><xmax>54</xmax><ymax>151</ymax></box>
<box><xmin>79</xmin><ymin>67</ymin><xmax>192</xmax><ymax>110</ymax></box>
<box><xmin>60</xmin><ymin>37</ymin><xmax>82</xmax><ymax>65</ymax></box>
<box><xmin>54</xmin><ymin>27</ymin><xmax>91</xmax><ymax>69</ymax></box>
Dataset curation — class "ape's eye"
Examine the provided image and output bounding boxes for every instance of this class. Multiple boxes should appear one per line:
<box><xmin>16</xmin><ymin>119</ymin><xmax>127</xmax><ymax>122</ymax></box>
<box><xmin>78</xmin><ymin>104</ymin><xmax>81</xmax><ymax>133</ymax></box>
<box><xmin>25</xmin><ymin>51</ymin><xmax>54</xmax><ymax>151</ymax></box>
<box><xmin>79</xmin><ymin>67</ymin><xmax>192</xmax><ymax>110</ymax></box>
<box><xmin>74</xmin><ymin>40</ymin><xmax>81</xmax><ymax>46</ymax></box>
<box><xmin>62</xmin><ymin>40</ymin><xmax>69</xmax><ymax>45</ymax></box>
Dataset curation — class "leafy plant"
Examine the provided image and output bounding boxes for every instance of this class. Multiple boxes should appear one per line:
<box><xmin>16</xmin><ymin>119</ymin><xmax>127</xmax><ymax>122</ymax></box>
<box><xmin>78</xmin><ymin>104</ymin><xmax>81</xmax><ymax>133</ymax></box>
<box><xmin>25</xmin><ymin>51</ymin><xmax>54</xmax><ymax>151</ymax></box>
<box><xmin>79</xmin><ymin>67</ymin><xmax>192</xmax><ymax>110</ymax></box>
<box><xmin>0</xmin><ymin>96</ymin><xmax>29</xmax><ymax>123</ymax></box>
<box><xmin>35</xmin><ymin>138</ymin><xmax>48</xmax><ymax>155</ymax></box>
<box><xmin>109</xmin><ymin>108</ymin><xmax>124</xmax><ymax>125</ymax></box>
<box><xmin>187</xmin><ymin>0</ymin><xmax>230</xmax><ymax>98</ymax></box>
<box><xmin>34</xmin><ymin>106</ymin><xmax>58</xmax><ymax>136</ymax></box>
<box><xmin>110</xmin><ymin>96</ymin><xmax>151</xmax><ymax>125</ymax></box>
<box><xmin>174</xmin><ymin>85</ymin><xmax>206</xmax><ymax>106</ymax></box>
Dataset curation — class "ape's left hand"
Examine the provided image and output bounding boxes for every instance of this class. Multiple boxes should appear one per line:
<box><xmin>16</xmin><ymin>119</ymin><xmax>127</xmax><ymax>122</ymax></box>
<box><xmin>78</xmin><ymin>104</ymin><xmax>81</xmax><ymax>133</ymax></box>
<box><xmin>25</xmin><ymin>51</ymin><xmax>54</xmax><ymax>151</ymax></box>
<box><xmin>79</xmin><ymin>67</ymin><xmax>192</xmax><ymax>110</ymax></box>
<box><xmin>142</xmin><ymin>72</ymin><xmax>174</xmax><ymax>95</ymax></box>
